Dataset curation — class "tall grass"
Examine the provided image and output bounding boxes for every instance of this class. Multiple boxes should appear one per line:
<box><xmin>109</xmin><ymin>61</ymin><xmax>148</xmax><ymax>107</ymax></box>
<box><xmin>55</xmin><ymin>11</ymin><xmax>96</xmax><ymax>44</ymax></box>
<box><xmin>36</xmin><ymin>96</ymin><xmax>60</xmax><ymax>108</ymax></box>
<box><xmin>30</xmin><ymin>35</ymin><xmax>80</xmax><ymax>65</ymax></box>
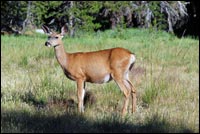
<box><xmin>1</xmin><ymin>28</ymin><xmax>199</xmax><ymax>132</ymax></box>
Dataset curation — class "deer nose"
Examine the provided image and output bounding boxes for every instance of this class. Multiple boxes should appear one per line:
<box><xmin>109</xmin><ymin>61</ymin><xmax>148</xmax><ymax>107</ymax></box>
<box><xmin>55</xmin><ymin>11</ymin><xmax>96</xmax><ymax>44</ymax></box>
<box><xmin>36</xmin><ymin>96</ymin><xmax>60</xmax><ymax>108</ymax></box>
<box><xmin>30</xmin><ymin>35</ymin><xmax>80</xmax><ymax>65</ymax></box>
<box><xmin>45</xmin><ymin>42</ymin><xmax>51</xmax><ymax>47</ymax></box>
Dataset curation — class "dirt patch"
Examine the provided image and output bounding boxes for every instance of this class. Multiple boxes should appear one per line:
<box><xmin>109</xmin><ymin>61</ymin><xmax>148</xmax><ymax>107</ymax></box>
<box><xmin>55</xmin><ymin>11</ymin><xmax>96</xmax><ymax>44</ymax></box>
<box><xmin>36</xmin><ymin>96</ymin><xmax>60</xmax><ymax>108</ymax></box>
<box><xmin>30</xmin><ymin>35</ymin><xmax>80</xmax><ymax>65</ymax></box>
<box><xmin>84</xmin><ymin>91</ymin><xmax>96</xmax><ymax>106</ymax></box>
<box><xmin>45</xmin><ymin>91</ymin><xmax>96</xmax><ymax>110</ymax></box>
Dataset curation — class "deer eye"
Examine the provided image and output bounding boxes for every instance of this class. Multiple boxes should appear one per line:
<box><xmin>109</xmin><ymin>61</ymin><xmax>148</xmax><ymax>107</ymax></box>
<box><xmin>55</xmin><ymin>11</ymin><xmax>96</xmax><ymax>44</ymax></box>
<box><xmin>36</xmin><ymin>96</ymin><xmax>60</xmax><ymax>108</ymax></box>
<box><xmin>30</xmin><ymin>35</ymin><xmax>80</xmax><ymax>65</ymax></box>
<box><xmin>55</xmin><ymin>36</ymin><xmax>59</xmax><ymax>39</ymax></box>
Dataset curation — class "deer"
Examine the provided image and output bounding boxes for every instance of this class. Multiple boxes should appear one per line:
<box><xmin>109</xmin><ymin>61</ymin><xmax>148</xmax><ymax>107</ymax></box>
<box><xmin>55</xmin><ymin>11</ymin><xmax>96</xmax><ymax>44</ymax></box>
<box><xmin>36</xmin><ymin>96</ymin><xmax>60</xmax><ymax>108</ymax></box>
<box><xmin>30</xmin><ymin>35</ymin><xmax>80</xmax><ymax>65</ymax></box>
<box><xmin>41</xmin><ymin>25</ymin><xmax>137</xmax><ymax>116</ymax></box>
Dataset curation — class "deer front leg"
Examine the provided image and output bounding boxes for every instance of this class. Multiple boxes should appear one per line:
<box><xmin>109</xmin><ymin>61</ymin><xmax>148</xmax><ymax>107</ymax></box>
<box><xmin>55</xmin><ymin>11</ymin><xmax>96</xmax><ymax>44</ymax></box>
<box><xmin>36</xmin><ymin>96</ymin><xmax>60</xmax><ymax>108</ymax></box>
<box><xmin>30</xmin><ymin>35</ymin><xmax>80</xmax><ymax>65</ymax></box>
<box><xmin>77</xmin><ymin>79</ymin><xmax>85</xmax><ymax>113</ymax></box>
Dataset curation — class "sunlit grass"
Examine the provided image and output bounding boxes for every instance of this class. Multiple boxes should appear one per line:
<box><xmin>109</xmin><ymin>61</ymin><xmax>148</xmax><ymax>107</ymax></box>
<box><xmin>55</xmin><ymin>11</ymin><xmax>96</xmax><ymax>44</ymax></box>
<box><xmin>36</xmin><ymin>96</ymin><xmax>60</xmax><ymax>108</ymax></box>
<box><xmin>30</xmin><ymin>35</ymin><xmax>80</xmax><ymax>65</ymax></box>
<box><xmin>1</xmin><ymin>28</ymin><xmax>199</xmax><ymax>132</ymax></box>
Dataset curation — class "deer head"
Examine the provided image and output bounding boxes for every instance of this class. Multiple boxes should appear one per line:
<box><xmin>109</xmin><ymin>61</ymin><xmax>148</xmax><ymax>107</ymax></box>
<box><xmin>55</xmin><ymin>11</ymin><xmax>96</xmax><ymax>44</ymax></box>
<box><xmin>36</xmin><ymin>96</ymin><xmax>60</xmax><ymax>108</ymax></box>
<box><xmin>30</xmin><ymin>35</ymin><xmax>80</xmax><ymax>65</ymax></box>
<box><xmin>41</xmin><ymin>25</ymin><xmax>68</xmax><ymax>47</ymax></box>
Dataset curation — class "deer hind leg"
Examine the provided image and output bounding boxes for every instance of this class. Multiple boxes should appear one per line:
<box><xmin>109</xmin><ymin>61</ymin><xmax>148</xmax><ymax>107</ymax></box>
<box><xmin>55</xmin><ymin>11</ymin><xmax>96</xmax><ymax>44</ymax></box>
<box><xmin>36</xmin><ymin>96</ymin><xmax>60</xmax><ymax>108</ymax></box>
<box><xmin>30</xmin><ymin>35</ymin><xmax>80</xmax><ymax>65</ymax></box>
<box><xmin>112</xmin><ymin>73</ymin><xmax>131</xmax><ymax>116</ymax></box>
<box><xmin>124</xmin><ymin>78</ymin><xmax>137</xmax><ymax>113</ymax></box>
<box><xmin>77</xmin><ymin>79</ymin><xmax>85</xmax><ymax>113</ymax></box>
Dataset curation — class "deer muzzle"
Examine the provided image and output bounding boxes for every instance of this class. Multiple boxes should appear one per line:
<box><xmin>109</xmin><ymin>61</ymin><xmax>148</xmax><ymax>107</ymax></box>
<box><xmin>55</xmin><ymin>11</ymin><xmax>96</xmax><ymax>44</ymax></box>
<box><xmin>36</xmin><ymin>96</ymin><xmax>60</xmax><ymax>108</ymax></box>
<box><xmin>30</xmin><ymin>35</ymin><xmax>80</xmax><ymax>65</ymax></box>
<box><xmin>45</xmin><ymin>42</ymin><xmax>51</xmax><ymax>47</ymax></box>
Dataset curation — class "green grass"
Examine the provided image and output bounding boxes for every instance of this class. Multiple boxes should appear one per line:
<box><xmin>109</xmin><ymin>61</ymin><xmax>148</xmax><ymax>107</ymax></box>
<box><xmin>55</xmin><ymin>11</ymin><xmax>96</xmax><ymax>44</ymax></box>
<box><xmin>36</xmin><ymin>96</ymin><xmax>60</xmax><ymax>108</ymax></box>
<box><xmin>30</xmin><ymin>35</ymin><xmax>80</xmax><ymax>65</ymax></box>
<box><xmin>1</xmin><ymin>28</ymin><xmax>199</xmax><ymax>132</ymax></box>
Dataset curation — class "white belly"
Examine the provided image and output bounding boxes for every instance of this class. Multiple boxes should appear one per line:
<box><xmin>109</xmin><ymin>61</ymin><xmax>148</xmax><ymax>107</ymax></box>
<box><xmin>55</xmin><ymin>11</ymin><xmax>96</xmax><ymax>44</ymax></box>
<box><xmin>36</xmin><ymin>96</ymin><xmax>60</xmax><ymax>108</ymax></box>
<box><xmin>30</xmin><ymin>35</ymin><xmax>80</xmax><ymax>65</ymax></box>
<box><xmin>103</xmin><ymin>74</ymin><xmax>111</xmax><ymax>83</ymax></box>
<box><xmin>94</xmin><ymin>74</ymin><xmax>112</xmax><ymax>84</ymax></box>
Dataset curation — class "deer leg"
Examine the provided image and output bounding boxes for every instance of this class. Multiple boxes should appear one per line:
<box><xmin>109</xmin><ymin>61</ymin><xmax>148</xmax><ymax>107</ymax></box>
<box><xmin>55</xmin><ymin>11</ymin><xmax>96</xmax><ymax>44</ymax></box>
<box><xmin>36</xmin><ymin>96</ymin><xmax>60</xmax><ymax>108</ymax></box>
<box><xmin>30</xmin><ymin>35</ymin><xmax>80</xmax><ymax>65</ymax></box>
<box><xmin>124</xmin><ymin>79</ymin><xmax>137</xmax><ymax>113</ymax></box>
<box><xmin>113</xmin><ymin>74</ymin><xmax>131</xmax><ymax>116</ymax></box>
<box><xmin>77</xmin><ymin>79</ymin><xmax>85</xmax><ymax>113</ymax></box>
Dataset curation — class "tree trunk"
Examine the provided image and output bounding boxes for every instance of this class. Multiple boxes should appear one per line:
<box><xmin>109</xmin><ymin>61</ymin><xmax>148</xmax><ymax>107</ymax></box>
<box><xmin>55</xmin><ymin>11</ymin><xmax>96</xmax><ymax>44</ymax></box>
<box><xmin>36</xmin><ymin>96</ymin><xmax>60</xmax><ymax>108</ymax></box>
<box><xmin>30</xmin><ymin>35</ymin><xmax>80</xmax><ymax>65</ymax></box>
<box><xmin>22</xmin><ymin>1</ymin><xmax>34</xmax><ymax>33</ymax></box>
<box><xmin>69</xmin><ymin>1</ymin><xmax>75</xmax><ymax>37</ymax></box>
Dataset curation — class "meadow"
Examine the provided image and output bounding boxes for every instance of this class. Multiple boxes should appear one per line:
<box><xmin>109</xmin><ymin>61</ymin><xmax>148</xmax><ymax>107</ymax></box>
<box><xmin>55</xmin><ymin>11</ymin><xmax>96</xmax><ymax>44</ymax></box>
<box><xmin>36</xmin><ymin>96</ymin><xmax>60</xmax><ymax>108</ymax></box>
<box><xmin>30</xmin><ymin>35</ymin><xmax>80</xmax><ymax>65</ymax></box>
<box><xmin>1</xmin><ymin>28</ymin><xmax>199</xmax><ymax>132</ymax></box>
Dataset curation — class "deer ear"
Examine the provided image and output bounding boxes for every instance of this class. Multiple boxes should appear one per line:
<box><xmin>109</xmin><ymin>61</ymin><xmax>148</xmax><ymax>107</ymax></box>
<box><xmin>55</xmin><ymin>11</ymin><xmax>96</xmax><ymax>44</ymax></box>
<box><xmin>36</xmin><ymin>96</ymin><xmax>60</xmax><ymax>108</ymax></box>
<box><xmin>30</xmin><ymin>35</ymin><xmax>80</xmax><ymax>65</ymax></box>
<box><xmin>61</xmin><ymin>24</ymin><xmax>68</xmax><ymax>36</ymax></box>
<box><xmin>41</xmin><ymin>25</ymin><xmax>52</xmax><ymax>35</ymax></box>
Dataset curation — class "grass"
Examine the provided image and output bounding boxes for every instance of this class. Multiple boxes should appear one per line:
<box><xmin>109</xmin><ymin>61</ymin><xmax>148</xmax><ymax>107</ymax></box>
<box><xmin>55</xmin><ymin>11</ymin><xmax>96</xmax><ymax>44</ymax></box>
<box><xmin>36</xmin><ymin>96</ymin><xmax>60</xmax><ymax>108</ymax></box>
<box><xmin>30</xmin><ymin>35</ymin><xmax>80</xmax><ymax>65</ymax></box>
<box><xmin>1</xmin><ymin>28</ymin><xmax>199</xmax><ymax>132</ymax></box>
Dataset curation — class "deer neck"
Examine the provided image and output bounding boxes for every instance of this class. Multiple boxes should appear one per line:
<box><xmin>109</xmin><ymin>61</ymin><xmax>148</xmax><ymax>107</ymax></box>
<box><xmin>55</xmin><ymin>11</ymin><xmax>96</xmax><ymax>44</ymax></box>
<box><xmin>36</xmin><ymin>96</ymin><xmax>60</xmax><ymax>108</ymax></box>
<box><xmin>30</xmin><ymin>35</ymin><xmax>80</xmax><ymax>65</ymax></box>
<box><xmin>54</xmin><ymin>42</ymin><xmax>68</xmax><ymax>68</ymax></box>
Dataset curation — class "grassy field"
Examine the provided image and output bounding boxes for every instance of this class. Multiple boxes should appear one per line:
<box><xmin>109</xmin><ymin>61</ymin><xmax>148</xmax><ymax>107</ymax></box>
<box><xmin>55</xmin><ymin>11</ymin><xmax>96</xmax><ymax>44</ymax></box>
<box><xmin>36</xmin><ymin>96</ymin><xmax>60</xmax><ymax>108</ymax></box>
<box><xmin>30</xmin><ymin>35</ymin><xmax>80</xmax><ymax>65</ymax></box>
<box><xmin>1</xmin><ymin>28</ymin><xmax>199</xmax><ymax>133</ymax></box>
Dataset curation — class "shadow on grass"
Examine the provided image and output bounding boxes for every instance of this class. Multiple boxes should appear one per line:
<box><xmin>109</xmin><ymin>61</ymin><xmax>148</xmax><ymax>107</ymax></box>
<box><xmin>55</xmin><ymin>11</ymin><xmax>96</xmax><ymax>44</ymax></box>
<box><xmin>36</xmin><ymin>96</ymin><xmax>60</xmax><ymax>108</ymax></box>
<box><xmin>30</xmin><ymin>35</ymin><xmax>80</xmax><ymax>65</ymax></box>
<box><xmin>1</xmin><ymin>109</ymin><xmax>194</xmax><ymax>133</ymax></box>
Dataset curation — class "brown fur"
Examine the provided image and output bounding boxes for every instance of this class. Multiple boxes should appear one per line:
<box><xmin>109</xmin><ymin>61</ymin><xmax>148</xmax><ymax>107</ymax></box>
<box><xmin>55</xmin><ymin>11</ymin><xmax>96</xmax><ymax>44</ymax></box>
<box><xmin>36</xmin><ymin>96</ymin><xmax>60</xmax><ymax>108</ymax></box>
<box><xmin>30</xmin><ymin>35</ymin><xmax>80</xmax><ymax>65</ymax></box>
<box><xmin>42</xmin><ymin>25</ymin><xmax>137</xmax><ymax>116</ymax></box>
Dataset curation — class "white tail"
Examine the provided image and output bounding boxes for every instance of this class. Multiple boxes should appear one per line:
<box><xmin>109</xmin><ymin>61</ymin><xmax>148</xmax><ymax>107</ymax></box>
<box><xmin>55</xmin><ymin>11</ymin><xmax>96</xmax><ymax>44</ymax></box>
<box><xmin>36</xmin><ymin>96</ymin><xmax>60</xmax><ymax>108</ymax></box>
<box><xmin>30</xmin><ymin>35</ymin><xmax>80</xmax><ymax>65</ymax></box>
<box><xmin>41</xmin><ymin>25</ymin><xmax>136</xmax><ymax>116</ymax></box>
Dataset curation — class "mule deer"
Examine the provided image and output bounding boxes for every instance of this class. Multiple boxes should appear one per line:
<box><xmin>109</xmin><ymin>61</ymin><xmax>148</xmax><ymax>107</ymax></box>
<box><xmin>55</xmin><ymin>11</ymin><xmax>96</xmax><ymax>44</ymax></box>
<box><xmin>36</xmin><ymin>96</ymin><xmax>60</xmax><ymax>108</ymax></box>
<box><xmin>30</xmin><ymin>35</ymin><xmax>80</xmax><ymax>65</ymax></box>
<box><xmin>41</xmin><ymin>25</ymin><xmax>136</xmax><ymax>116</ymax></box>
